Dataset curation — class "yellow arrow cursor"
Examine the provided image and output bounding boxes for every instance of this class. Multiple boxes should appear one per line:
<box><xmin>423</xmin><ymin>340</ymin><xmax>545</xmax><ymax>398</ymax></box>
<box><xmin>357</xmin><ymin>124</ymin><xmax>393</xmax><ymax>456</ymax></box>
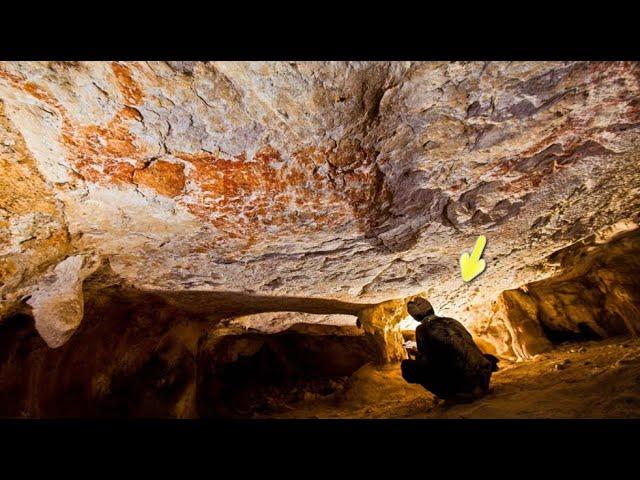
<box><xmin>460</xmin><ymin>235</ymin><xmax>487</xmax><ymax>282</ymax></box>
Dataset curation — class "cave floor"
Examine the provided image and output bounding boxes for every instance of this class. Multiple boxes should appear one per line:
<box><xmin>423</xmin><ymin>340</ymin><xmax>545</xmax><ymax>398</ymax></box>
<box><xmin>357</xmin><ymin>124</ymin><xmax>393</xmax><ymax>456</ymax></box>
<box><xmin>268</xmin><ymin>336</ymin><xmax>640</xmax><ymax>419</ymax></box>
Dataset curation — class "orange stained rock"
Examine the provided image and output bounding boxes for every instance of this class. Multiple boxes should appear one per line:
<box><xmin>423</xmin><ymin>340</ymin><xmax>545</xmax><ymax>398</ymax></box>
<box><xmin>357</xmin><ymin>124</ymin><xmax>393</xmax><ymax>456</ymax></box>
<box><xmin>111</xmin><ymin>62</ymin><xmax>144</xmax><ymax>105</ymax></box>
<box><xmin>0</xmin><ymin>64</ymin><xmax>391</xmax><ymax>254</ymax></box>
<box><xmin>133</xmin><ymin>160</ymin><xmax>186</xmax><ymax>197</ymax></box>
<box><xmin>0</xmin><ymin>64</ymin><xmax>151</xmax><ymax>186</ymax></box>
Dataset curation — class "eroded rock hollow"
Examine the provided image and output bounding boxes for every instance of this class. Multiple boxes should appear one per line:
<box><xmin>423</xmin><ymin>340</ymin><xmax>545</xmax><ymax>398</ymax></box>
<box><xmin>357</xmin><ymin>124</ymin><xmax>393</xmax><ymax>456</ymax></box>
<box><xmin>1</xmin><ymin>61</ymin><xmax>639</xmax><ymax>418</ymax></box>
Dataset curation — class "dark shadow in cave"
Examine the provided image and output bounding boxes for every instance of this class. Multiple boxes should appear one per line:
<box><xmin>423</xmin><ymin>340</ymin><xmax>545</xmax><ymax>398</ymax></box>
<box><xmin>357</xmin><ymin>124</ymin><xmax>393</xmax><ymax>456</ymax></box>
<box><xmin>0</xmin><ymin>292</ymin><xmax>202</xmax><ymax>418</ymax></box>
<box><xmin>196</xmin><ymin>327</ymin><xmax>379</xmax><ymax>418</ymax></box>
<box><xmin>540</xmin><ymin>321</ymin><xmax>603</xmax><ymax>344</ymax></box>
<box><xmin>0</xmin><ymin>313</ymin><xmax>44</xmax><ymax>417</ymax></box>
<box><xmin>0</xmin><ymin>281</ymin><xmax>381</xmax><ymax>418</ymax></box>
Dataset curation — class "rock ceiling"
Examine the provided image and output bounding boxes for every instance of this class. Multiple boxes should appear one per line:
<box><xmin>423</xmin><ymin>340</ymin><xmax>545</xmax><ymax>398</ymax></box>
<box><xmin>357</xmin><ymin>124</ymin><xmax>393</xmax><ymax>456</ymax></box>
<box><xmin>1</xmin><ymin>61</ymin><xmax>639</xmax><ymax>339</ymax></box>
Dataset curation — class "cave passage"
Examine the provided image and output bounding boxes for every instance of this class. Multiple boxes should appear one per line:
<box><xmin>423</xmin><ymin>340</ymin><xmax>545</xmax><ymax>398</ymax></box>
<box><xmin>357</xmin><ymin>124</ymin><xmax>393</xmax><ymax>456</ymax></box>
<box><xmin>0</xmin><ymin>281</ymin><xmax>399</xmax><ymax>418</ymax></box>
<box><xmin>2</xmin><ymin>60</ymin><xmax>640</xmax><ymax>419</ymax></box>
<box><xmin>1</xmin><ymin>229</ymin><xmax>639</xmax><ymax>418</ymax></box>
<box><xmin>196</xmin><ymin>326</ymin><xmax>380</xmax><ymax>417</ymax></box>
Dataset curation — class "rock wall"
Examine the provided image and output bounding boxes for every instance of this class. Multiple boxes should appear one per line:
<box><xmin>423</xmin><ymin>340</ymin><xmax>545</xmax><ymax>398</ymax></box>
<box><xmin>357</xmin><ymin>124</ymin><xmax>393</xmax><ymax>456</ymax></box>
<box><xmin>471</xmin><ymin>224</ymin><xmax>640</xmax><ymax>359</ymax></box>
<box><xmin>358</xmin><ymin>298</ymin><xmax>410</xmax><ymax>363</ymax></box>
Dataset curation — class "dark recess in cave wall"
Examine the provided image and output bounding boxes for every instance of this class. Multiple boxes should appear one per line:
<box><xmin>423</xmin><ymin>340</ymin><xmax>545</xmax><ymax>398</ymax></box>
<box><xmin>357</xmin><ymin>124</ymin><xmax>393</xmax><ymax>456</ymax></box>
<box><xmin>0</xmin><ymin>294</ymin><xmax>379</xmax><ymax>418</ymax></box>
<box><xmin>532</xmin><ymin>230</ymin><xmax>640</xmax><ymax>342</ymax></box>
<box><xmin>196</xmin><ymin>330</ymin><xmax>379</xmax><ymax>418</ymax></box>
<box><xmin>540</xmin><ymin>321</ymin><xmax>602</xmax><ymax>344</ymax></box>
<box><xmin>470</xmin><ymin>228</ymin><xmax>640</xmax><ymax>359</ymax></box>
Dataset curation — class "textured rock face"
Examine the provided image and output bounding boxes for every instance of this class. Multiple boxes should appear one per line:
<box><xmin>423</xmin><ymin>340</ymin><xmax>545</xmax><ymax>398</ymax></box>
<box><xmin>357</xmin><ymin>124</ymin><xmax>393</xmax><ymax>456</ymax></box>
<box><xmin>0</xmin><ymin>260</ymin><xmax>411</xmax><ymax>417</ymax></box>
<box><xmin>472</xmin><ymin>226</ymin><xmax>640</xmax><ymax>359</ymax></box>
<box><xmin>473</xmin><ymin>288</ymin><xmax>552</xmax><ymax>360</ymax></box>
<box><xmin>0</xmin><ymin>100</ymin><xmax>70</xmax><ymax>320</ymax></box>
<box><xmin>25</xmin><ymin>254</ymin><xmax>100</xmax><ymax>347</ymax></box>
<box><xmin>1</xmin><ymin>61</ymin><xmax>639</xmax><ymax>348</ymax></box>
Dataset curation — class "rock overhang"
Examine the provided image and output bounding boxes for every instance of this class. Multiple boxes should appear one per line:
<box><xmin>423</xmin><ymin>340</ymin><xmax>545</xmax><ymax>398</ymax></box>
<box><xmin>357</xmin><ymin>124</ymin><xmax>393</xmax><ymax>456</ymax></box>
<box><xmin>1</xmin><ymin>60</ymin><xmax>639</xmax><ymax>342</ymax></box>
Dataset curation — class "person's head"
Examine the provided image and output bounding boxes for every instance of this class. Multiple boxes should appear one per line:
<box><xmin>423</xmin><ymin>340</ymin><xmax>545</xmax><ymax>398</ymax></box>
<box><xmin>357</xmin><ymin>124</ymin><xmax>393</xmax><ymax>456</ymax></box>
<box><xmin>407</xmin><ymin>297</ymin><xmax>435</xmax><ymax>321</ymax></box>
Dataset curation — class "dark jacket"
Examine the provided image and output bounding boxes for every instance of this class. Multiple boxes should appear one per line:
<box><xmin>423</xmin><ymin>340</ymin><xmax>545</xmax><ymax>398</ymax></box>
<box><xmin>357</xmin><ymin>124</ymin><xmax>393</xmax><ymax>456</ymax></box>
<box><xmin>401</xmin><ymin>314</ymin><xmax>498</xmax><ymax>400</ymax></box>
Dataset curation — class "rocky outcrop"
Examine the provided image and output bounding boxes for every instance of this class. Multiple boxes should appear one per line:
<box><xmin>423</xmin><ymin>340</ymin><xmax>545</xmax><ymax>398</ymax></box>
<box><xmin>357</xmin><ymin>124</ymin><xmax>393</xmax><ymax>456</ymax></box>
<box><xmin>358</xmin><ymin>298</ymin><xmax>410</xmax><ymax>363</ymax></box>
<box><xmin>471</xmin><ymin>224</ymin><xmax>640</xmax><ymax>359</ymax></box>
<box><xmin>471</xmin><ymin>289</ymin><xmax>553</xmax><ymax>360</ymax></box>
<box><xmin>25</xmin><ymin>254</ymin><xmax>100</xmax><ymax>347</ymax></box>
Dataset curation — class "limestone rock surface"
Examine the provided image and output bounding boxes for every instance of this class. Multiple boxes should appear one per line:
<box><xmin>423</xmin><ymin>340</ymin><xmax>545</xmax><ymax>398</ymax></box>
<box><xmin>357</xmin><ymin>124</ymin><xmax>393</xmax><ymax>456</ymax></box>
<box><xmin>26</xmin><ymin>254</ymin><xmax>99</xmax><ymax>347</ymax></box>
<box><xmin>471</xmin><ymin>226</ymin><xmax>640</xmax><ymax>359</ymax></box>
<box><xmin>1</xmin><ymin>61</ymin><xmax>639</xmax><ymax>343</ymax></box>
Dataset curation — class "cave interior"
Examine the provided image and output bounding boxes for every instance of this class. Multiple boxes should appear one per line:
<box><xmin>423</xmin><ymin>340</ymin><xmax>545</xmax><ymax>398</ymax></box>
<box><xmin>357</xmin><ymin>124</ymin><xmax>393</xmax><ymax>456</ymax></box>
<box><xmin>1</xmin><ymin>60</ymin><xmax>640</xmax><ymax>418</ymax></box>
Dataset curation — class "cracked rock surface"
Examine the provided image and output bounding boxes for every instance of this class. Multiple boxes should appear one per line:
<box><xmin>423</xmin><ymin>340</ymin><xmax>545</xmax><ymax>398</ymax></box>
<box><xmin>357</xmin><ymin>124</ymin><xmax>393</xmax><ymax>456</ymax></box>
<box><xmin>1</xmin><ymin>61</ymin><xmax>640</xmax><ymax>345</ymax></box>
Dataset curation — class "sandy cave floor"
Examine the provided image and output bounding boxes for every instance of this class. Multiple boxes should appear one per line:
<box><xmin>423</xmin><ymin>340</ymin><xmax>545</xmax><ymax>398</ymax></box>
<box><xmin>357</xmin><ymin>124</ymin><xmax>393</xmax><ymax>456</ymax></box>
<box><xmin>265</xmin><ymin>337</ymin><xmax>640</xmax><ymax>419</ymax></box>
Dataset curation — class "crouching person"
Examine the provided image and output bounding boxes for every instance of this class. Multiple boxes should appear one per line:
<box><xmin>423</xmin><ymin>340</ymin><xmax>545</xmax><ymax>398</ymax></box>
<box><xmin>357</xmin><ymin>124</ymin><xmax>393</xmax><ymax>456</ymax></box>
<box><xmin>401</xmin><ymin>298</ymin><xmax>499</xmax><ymax>402</ymax></box>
